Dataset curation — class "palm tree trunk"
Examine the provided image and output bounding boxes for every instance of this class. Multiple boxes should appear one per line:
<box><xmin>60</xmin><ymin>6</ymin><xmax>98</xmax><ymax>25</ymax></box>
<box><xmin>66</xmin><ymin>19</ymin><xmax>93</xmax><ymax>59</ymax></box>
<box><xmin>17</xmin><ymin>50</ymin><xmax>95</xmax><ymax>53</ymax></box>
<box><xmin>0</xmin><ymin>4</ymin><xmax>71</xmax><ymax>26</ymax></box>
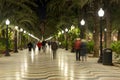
<box><xmin>93</xmin><ymin>16</ymin><xmax>100</xmax><ymax>57</ymax></box>
<box><xmin>106</xmin><ymin>10</ymin><xmax>112</xmax><ymax>48</ymax></box>
<box><xmin>1</xmin><ymin>29</ymin><xmax>6</xmax><ymax>38</ymax></box>
<box><xmin>118</xmin><ymin>29</ymin><xmax>120</xmax><ymax>41</ymax></box>
<box><xmin>14</xmin><ymin>30</ymin><xmax>18</xmax><ymax>53</ymax></box>
<box><xmin>92</xmin><ymin>0</ymin><xmax>100</xmax><ymax>57</ymax></box>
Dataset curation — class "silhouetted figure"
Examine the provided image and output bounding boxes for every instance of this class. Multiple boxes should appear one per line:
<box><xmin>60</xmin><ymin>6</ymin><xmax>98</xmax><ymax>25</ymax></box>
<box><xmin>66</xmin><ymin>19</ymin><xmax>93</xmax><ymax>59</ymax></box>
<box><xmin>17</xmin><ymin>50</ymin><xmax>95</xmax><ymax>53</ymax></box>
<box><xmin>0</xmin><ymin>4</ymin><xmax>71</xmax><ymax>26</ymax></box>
<box><xmin>47</xmin><ymin>41</ymin><xmax>51</xmax><ymax>47</ymax></box>
<box><xmin>37</xmin><ymin>41</ymin><xmax>42</xmax><ymax>51</ymax></box>
<box><xmin>33</xmin><ymin>41</ymin><xmax>36</xmax><ymax>52</ymax></box>
<box><xmin>80</xmin><ymin>39</ymin><xmax>88</xmax><ymax>61</ymax></box>
<box><xmin>51</xmin><ymin>40</ymin><xmax>58</xmax><ymax>59</ymax></box>
<box><xmin>27</xmin><ymin>42</ymin><xmax>33</xmax><ymax>51</ymax></box>
<box><xmin>42</xmin><ymin>40</ymin><xmax>46</xmax><ymax>52</ymax></box>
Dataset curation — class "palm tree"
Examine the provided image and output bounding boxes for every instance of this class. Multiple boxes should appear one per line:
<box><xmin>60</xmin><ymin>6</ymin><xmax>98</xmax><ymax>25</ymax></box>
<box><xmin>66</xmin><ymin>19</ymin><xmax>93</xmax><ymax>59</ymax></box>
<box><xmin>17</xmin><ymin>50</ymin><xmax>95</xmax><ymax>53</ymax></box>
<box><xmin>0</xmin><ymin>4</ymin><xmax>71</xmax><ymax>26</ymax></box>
<box><xmin>108</xmin><ymin>0</ymin><xmax>120</xmax><ymax>41</ymax></box>
<box><xmin>94</xmin><ymin>0</ymin><xmax>120</xmax><ymax>49</ymax></box>
<box><xmin>46</xmin><ymin>0</ymin><xmax>120</xmax><ymax>57</ymax></box>
<box><xmin>0</xmin><ymin>0</ymin><xmax>40</xmax><ymax>52</ymax></box>
<box><xmin>88</xmin><ymin>0</ymin><xmax>101</xmax><ymax>57</ymax></box>
<box><xmin>46</xmin><ymin>0</ymin><xmax>91</xmax><ymax>36</ymax></box>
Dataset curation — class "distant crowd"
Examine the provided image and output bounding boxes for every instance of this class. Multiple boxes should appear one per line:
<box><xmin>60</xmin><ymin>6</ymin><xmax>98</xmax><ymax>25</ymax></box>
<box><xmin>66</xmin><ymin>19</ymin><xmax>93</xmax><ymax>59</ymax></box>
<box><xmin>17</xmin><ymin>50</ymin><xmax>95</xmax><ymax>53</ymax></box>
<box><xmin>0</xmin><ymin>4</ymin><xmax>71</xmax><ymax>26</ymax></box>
<box><xmin>27</xmin><ymin>39</ymin><xmax>58</xmax><ymax>59</ymax></box>
<box><xmin>27</xmin><ymin>38</ymin><xmax>88</xmax><ymax>61</ymax></box>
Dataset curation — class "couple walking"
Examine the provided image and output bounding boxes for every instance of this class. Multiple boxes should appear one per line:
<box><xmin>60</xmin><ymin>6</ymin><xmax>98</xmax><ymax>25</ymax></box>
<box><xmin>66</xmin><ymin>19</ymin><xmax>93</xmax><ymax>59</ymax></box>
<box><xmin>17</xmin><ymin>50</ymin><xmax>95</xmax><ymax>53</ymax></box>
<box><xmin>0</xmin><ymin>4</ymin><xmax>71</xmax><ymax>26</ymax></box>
<box><xmin>74</xmin><ymin>38</ymin><xmax>87</xmax><ymax>61</ymax></box>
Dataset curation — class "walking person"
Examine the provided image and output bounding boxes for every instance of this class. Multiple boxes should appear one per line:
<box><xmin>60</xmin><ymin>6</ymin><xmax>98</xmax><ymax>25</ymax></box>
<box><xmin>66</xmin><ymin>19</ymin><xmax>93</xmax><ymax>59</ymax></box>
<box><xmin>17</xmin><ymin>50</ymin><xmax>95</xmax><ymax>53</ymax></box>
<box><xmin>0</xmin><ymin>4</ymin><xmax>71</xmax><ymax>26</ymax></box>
<box><xmin>80</xmin><ymin>39</ymin><xmax>88</xmax><ymax>61</ymax></box>
<box><xmin>51</xmin><ymin>40</ymin><xmax>58</xmax><ymax>59</ymax></box>
<box><xmin>37</xmin><ymin>41</ymin><xmax>42</xmax><ymax>51</ymax></box>
<box><xmin>42</xmin><ymin>40</ymin><xmax>47</xmax><ymax>52</ymax></box>
<box><xmin>74</xmin><ymin>38</ymin><xmax>81</xmax><ymax>61</ymax></box>
<box><xmin>27</xmin><ymin>41</ymin><xmax>33</xmax><ymax>51</ymax></box>
<box><xmin>47</xmin><ymin>41</ymin><xmax>51</xmax><ymax>48</ymax></box>
<box><xmin>33</xmin><ymin>41</ymin><xmax>36</xmax><ymax>52</ymax></box>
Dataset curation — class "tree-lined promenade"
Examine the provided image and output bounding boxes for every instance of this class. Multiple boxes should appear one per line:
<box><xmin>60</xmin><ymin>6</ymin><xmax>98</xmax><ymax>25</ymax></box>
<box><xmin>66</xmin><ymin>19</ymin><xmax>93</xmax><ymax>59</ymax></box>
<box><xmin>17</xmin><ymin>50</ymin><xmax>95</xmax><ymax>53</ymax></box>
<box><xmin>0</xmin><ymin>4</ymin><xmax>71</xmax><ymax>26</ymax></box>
<box><xmin>0</xmin><ymin>0</ymin><xmax>120</xmax><ymax>62</ymax></box>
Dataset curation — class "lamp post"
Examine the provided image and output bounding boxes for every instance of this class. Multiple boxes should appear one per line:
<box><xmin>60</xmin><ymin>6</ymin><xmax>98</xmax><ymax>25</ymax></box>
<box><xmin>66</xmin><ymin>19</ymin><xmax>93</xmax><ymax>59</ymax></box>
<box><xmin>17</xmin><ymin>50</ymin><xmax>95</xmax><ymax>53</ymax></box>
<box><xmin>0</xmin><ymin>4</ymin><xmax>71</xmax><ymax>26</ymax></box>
<box><xmin>20</xmin><ymin>28</ymin><xmax>23</xmax><ymax>50</ymax></box>
<box><xmin>14</xmin><ymin>26</ymin><xmax>18</xmax><ymax>53</ymax></box>
<box><xmin>97</xmin><ymin>8</ymin><xmax>105</xmax><ymax>63</ymax></box>
<box><xmin>80</xmin><ymin>19</ymin><xmax>85</xmax><ymax>39</ymax></box>
<box><xmin>65</xmin><ymin>28</ymin><xmax>68</xmax><ymax>50</ymax></box>
<box><xmin>5</xmin><ymin>19</ymin><xmax>10</xmax><ymax>56</ymax></box>
<box><xmin>61</xmin><ymin>30</ymin><xmax>64</xmax><ymax>48</ymax></box>
<box><xmin>104</xmin><ymin>28</ymin><xmax>107</xmax><ymax>48</ymax></box>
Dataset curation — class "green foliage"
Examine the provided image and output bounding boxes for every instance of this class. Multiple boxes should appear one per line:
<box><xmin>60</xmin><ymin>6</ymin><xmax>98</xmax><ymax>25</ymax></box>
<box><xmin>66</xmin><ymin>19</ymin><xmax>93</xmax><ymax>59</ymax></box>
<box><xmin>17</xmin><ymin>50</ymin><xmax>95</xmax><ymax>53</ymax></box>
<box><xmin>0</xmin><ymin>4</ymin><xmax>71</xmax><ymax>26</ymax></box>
<box><xmin>0</xmin><ymin>38</ymin><xmax>6</xmax><ymax>49</ymax></box>
<box><xmin>69</xmin><ymin>27</ymin><xmax>80</xmax><ymax>38</ymax></box>
<box><xmin>87</xmin><ymin>40</ymin><xmax>94</xmax><ymax>54</ymax></box>
<box><xmin>61</xmin><ymin>40</ymin><xmax>66</xmax><ymax>48</ymax></box>
<box><xmin>111</xmin><ymin>41</ymin><xmax>120</xmax><ymax>54</ymax></box>
<box><xmin>9</xmin><ymin>40</ymin><xmax>14</xmax><ymax>51</ymax></box>
<box><xmin>111</xmin><ymin>41</ymin><xmax>120</xmax><ymax>62</ymax></box>
<box><xmin>0</xmin><ymin>0</ymin><xmax>40</xmax><ymax>38</ymax></box>
<box><xmin>0</xmin><ymin>38</ymin><xmax>6</xmax><ymax>54</ymax></box>
<box><xmin>0</xmin><ymin>38</ymin><xmax>14</xmax><ymax>53</ymax></box>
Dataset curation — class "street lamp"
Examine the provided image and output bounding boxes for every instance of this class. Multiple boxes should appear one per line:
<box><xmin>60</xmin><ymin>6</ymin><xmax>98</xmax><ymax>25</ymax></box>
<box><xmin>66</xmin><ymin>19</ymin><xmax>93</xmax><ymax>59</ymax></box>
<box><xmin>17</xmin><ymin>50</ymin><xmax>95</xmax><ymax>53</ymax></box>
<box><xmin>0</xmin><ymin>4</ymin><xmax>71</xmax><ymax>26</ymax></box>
<box><xmin>97</xmin><ymin>8</ymin><xmax>105</xmax><ymax>63</ymax></box>
<box><xmin>24</xmin><ymin>30</ymin><xmax>26</xmax><ymax>34</ymax></box>
<box><xmin>62</xmin><ymin>30</ymin><xmax>64</xmax><ymax>34</ymax></box>
<box><xmin>65</xmin><ymin>28</ymin><xmax>68</xmax><ymax>50</ymax></box>
<box><xmin>5</xmin><ymin>19</ymin><xmax>10</xmax><ymax>56</ymax></box>
<box><xmin>80</xmin><ymin>19</ymin><xmax>85</xmax><ymax>39</ymax></box>
<box><xmin>65</xmin><ymin>28</ymin><xmax>68</xmax><ymax>32</ymax></box>
<box><xmin>14</xmin><ymin>26</ymin><xmax>18</xmax><ymax>53</ymax></box>
<box><xmin>80</xmin><ymin>19</ymin><xmax>85</xmax><ymax>26</ymax></box>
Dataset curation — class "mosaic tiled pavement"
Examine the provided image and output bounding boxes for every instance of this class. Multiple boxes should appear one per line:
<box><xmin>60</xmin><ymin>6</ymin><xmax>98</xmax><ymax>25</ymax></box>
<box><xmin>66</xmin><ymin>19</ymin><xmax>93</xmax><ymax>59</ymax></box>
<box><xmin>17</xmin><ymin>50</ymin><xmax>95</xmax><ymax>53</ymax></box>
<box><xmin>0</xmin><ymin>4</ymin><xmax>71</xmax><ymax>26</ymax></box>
<box><xmin>0</xmin><ymin>47</ymin><xmax>120</xmax><ymax>80</ymax></box>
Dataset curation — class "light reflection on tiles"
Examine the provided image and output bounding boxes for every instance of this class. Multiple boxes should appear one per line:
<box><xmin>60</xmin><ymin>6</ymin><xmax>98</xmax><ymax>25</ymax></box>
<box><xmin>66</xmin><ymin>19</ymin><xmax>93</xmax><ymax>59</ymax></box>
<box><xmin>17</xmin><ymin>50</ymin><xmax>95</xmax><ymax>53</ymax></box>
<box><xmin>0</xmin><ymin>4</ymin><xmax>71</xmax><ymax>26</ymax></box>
<box><xmin>0</xmin><ymin>47</ymin><xmax>120</xmax><ymax>80</ymax></box>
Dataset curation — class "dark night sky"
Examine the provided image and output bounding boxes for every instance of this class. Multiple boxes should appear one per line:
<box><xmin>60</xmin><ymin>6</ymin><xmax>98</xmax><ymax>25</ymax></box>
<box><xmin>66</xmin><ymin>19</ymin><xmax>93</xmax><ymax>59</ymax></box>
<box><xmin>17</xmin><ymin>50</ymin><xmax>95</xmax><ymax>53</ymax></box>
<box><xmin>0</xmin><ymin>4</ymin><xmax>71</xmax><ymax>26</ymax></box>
<box><xmin>36</xmin><ymin>0</ymin><xmax>47</xmax><ymax>20</ymax></box>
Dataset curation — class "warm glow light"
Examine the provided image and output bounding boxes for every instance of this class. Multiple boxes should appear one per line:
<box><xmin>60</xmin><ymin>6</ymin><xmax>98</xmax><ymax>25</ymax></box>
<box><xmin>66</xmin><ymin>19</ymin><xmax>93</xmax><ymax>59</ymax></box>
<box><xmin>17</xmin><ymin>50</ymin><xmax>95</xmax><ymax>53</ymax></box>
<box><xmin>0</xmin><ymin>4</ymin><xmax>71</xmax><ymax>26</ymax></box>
<box><xmin>31</xmin><ymin>50</ymin><xmax>34</xmax><ymax>63</ymax></box>
<box><xmin>71</xmin><ymin>25</ymin><xmax>75</xmax><ymax>30</ymax></box>
<box><xmin>30</xmin><ymin>34</ymin><xmax>33</xmax><ymax>37</ymax></box>
<box><xmin>28</xmin><ymin>33</ymin><xmax>31</xmax><ymax>35</ymax></box>
<box><xmin>65</xmin><ymin>28</ymin><xmax>68</xmax><ymax>32</ymax></box>
<box><xmin>27</xmin><ymin>33</ymin><xmax>39</xmax><ymax>41</ymax></box>
<box><xmin>64</xmin><ymin>63</ymin><xmax>68</xmax><ymax>76</ymax></box>
<box><xmin>58</xmin><ymin>32</ymin><xmax>61</xmax><ymax>35</ymax></box>
<box><xmin>6</xmin><ymin>19</ymin><xmax>10</xmax><ymax>25</ymax></box>
<box><xmin>20</xmin><ymin>28</ymin><xmax>23</xmax><ymax>32</ymax></box>
<box><xmin>15</xmin><ymin>26</ymin><xmax>18</xmax><ymax>30</ymax></box>
<box><xmin>98</xmin><ymin>8</ymin><xmax>104</xmax><ymax>17</ymax></box>
<box><xmin>62</xmin><ymin>30</ymin><xmax>64</xmax><ymax>34</ymax></box>
<box><xmin>45</xmin><ymin>36</ymin><xmax>53</xmax><ymax>41</ymax></box>
<box><xmin>24</xmin><ymin>30</ymin><xmax>26</xmax><ymax>33</ymax></box>
<box><xmin>80</xmin><ymin>19</ymin><xmax>85</xmax><ymax>26</ymax></box>
<box><xmin>104</xmin><ymin>28</ymin><xmax>107</xmax><ymax>32</ymax></box>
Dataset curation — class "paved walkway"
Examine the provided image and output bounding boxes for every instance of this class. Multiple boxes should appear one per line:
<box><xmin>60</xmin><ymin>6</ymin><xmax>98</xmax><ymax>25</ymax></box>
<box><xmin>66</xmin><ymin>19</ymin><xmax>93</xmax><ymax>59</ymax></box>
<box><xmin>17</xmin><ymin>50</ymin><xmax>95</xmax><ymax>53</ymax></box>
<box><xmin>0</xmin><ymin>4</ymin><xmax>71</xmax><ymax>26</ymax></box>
<box><xmin>0</xmin><ymin>46</ymin><xmax>120</xmax><ymax>80</ymax></box>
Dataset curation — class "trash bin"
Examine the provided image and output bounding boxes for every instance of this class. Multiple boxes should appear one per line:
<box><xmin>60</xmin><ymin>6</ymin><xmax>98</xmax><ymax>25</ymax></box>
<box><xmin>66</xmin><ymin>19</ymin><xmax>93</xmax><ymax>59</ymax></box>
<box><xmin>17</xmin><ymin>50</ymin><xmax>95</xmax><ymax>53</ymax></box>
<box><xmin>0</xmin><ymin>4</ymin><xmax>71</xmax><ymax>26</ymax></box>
<box><xmin>103</xmin><ymin>48</ymin><xmax>113</xmax><ymax>65</ymax></box>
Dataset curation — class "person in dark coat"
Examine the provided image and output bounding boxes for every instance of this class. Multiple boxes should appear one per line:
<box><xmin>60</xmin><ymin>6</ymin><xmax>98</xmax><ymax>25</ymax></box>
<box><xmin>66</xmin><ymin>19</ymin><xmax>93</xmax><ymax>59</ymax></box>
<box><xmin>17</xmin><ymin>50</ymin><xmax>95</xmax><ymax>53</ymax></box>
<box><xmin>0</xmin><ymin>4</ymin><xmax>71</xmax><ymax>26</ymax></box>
<box><xmin>51</xmin><ymin>40</ymin><xmax>58</xmax><ymax>59</ymax></box>
<box><xmin>32</xmin><ymin>41</ymin><xmax>36</xmax><ymax>52</ymax></box>
<box><xmin>42</xmin><ymin>40</ymin><xmax>47</xmax><ymax>52</ymax></box>
<box><xmin>80</xmin><ymin>39</ymin><xmax>88</xmax><ymax>61</ymax></box>
<box><xmin>27</xmin><ymin>42</ymin><xmax>33</xmax><ymax>51</ymax></box>
<box><xmin>47</xmin><ymin>41</ymin><xmax>51</xmax><ymax>47</ymax></box>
